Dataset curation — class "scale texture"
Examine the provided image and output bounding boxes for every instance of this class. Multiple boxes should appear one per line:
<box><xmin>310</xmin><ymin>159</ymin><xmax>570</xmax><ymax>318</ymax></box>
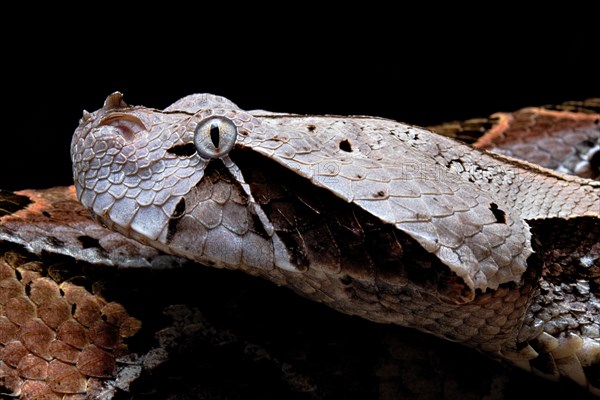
<box><xmin>69</xmin><ymin>94</ymin><xmax>600</xmax><ymax>395</ymax></box>
<box><xmin>0</xmin><ymin>95</ymin><xmax>598</xmax><ymax>398</ymax></box>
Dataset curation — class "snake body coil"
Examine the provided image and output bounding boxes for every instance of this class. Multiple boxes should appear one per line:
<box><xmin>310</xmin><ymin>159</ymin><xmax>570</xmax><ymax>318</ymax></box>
<box><xmin>72</xmin><ymin>93</ymin><xmax>600</xmax><ymax>394</ymax></box>
<box><xmin>68</xmin><ymin>93</ymin><xmax>600</xmax><ymax>395</ymax></box>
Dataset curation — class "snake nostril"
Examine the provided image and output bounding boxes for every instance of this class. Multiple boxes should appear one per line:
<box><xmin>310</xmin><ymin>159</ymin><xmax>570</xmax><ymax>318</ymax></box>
<box><xmin>98</xmin><ymin>114</ymin><xmax>146</xmax><ymax>141</ymax></box>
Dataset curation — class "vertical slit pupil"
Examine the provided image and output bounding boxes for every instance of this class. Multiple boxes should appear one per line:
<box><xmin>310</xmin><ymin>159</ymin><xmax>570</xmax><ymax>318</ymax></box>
<box><xmin>210</xmin><ymin>123</ymin><xmax>220</xmax><ymax>148</ymax></box>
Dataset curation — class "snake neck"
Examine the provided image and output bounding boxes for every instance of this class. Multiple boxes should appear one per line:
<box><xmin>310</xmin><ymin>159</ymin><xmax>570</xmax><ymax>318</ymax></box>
<box><xmin>250</xmin><ymin>214</ymin><xmax>600</xmax><ymax>393</ymax></box>
<box><xmin>504</xmin><ymin>216</ymin><xmax>600</xmax><ymax>391</ymax></box>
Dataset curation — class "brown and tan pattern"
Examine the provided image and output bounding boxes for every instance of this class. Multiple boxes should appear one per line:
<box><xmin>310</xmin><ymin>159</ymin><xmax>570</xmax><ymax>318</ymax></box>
<box><xmin>0</xmin><ymin>245</ymin><xmax>141</xmax><ymax>398</ymax></box>
<box><xmin>429</xmin><ymin>99</ymin><xmax>600</xmax><ymax>179</ymax></box>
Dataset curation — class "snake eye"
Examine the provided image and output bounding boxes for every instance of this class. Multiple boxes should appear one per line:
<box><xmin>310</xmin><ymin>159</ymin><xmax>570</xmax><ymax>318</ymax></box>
<box><xmin>194</xmin><ymin>117</ymin><xmax>237</xmax><ymax>159</ymax></box>
<box><xmin>98</xmin><ymin>113</ymin><xmax>146</xmax><ymax>140</ymax></box>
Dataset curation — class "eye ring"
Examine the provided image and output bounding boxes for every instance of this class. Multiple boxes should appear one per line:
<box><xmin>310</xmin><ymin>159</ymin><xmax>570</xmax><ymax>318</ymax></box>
<box><xmin>194</xmin><ymin>117</ymin><xmax>238</xmax><ymax>159</ymax></box>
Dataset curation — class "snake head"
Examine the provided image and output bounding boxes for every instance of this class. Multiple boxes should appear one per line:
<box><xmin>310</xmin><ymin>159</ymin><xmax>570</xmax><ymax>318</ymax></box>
<box><xmin>72</xmin><ymin>93</ymin><xmax>535</xmax><ymax>308</ymax></box>
<box><xmin>71</xmin><ymin>93</ymin><xmax>295</xmax><ymax>273</ymax></box>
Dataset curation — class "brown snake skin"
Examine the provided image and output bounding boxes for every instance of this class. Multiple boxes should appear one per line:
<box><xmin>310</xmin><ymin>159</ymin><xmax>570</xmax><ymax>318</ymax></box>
<box><xmin>0</xmin><ymin>96</ymin><xmax>599</xmax><ymax>399</ymax></box>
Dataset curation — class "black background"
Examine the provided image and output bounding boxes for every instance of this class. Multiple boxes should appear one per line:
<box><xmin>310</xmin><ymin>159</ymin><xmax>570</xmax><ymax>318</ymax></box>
<box><xmin>1</xmin><ymin>11</ymin><xmax>599</xmax><ymax>399</ymax></box>
<box><xmin>2</xmin><ymin>13</ymin><xmax>598</xmax><ymax>191</ymax></box>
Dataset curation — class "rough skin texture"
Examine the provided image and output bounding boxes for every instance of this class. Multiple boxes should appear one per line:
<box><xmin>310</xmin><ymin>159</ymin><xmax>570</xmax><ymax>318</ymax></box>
<box><xmin>0</xmin><ymin>243</ymin><xmax>142</xmax><ymax>398</ymax></box>
<box><xmin>0</xmin><ymin>97</ymin><xmax>598</xmax><ymax>398</ymax></box>
<box><xmin>69</xmin><ymin>94</ymin><xmax>599</xmax><ymax>395</ymax></box>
